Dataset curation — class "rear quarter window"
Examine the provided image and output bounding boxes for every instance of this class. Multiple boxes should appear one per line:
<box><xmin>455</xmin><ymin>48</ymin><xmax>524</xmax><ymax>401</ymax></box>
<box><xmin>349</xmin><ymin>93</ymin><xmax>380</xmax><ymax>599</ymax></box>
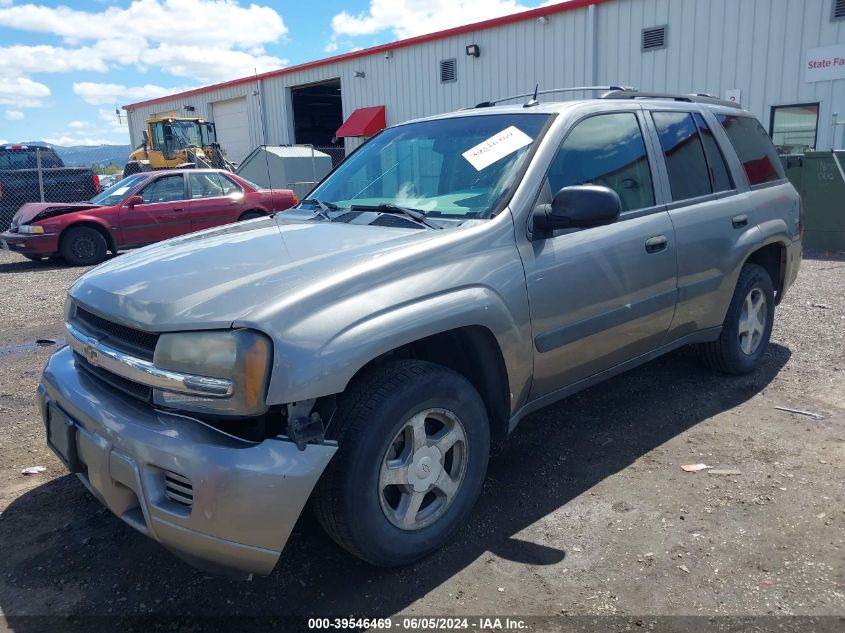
<box><xmin>717</xmin><ymin>115</ymin><xmax>785</xmax><ymax>186</ymax></box>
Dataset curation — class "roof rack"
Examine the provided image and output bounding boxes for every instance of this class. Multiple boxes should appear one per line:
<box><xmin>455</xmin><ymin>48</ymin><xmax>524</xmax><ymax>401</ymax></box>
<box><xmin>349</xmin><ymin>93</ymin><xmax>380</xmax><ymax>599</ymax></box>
<box><xmin>472</xmin><ymin>85</ymin><xmax>635</xmax><ymax>108</ymax></box>
<box><xmin>601</xmin><ymin>89</ymin><xmax>742</xmax><ymax>109</ymax></box>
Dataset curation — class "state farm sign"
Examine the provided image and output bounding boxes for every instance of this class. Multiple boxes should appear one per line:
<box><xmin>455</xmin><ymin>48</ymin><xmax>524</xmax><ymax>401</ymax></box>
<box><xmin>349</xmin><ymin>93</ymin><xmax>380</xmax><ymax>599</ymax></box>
<box><xmin>805</xmin><ymin>44</ymin><xmax>845</xmax><ymax>82</ymax></box>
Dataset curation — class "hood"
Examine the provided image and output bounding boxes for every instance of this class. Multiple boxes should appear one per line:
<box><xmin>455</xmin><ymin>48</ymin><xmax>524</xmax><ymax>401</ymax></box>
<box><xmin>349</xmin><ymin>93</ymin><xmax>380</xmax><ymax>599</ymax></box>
<box><xmin>15</xmin><ymin>202</ymin><xmax>99</xmax><ymax>225</ymax></box>
<box><xmin>70</xmin><ymin>214</ymin><xmax>440</xmax><ymax>331</ymax></box>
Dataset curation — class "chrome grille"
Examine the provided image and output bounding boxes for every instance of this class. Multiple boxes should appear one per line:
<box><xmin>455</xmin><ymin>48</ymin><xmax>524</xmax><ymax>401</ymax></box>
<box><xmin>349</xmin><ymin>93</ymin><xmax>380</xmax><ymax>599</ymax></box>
<box><xmin>164</xmin><ymin>472</ymin><xmax>193</xmax><ymax>507</ymax></box>
<box><xmin>74</xmin><ymin>352</ymin><xmax>152</xmax><ymax>402</ymax></box>
<box><xmin>74</xmin><ymin>306</ymin><xmax>159</xmax><ymax>360</ymax></box>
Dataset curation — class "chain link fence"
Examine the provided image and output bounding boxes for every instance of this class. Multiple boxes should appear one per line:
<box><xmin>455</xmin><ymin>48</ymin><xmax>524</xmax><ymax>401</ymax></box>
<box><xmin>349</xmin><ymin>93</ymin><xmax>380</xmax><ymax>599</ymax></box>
<box><xmin>1</xmin><ymin>144</ymin><xmax>125</xmax><ymax>231</ymax></box>
<box><xmin>1</xmin><ymin>142</ymin><xmax>348</xmax><ymax>232</ymax></box>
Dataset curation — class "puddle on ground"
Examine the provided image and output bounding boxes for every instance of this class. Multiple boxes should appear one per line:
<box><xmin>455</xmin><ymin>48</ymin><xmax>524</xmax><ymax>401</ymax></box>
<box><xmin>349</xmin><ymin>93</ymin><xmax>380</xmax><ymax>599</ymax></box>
<box><xmin>0</xmin><ymin>337</ymin><xmax>65</xmax><ymax>357</ymax></box>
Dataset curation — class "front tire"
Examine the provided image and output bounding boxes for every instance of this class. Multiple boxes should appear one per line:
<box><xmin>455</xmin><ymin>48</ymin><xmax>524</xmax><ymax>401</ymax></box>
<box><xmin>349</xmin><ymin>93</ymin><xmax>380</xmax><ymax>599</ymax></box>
<box><xmin>60</xmin><ymin>226</ymin><xmax>108</xmax><ymax>266</ymax></box>
<box><xmin>698</xmin><ymin>263</ymin><xmax>775</xmax><ymax>374</ymax></box>
<box><xmin>312</xmin><ymin>360</ymin><xmax>490</xmax><ymax>566</ymax></box>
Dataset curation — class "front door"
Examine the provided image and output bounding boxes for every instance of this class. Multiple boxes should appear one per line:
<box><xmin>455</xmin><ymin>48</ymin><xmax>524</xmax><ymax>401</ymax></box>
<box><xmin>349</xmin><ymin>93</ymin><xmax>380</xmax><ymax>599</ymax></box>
<box><xmin>520</xmin><ymin>111</ymin><xmax>678</xmax><ymax>399</ymax></box>
<box><xmin>119</xmin><ymin>173</ymin><xmax>190</xmax><ymax>246</ymax></box>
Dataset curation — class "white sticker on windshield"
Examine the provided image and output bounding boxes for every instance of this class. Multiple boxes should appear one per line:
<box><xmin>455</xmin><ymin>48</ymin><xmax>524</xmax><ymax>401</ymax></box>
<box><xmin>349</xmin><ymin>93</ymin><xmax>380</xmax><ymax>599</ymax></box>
<box><xmin>462</xmin><ymin>126</ymin><xmax>533</xmax><ymax>171</ymax></box>
<box><xmin>113</xmin><ymin>186</ymin><xmax>129</xmax><ymax>195</ymax></box>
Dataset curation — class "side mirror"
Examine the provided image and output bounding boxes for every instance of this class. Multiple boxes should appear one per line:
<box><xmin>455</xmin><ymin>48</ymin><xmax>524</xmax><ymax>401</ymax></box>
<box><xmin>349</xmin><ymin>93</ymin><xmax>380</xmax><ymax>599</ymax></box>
<box><xmin>126</xmin><ymin>195</ymin><xmax>143</xmax><ymax>208</ymax></box>
<box><xmin>533</xmin><ymin>185</ymin><xmax>621</xmax><ymax>234</ymax></box>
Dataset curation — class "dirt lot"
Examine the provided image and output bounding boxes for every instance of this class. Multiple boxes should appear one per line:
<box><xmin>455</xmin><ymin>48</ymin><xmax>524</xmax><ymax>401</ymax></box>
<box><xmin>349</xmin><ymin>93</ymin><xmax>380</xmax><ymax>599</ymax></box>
<box><xmin>0</xmin><ymin>248</ymin><xmax>843</xmax><ymax>627</ymax></box>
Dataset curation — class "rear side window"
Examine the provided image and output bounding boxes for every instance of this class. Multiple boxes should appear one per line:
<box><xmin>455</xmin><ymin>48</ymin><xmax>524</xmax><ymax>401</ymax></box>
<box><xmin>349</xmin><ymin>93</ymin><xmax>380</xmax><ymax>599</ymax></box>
<box><xmin>548</xmin><ymin>112</ymin><xmax>655</xmax><ymax>212</ymax></box>
<box><xmin>219</xmin><ymin>174</ymin><xmax>243</xmax><ymax>194</ymax></box>
<box><xmin>188</xmin><ymin>172</ymin><xmax>224</xmax><ymax>199</ymax></box>
<box><xmin>651</xmin><ymin>112</ymin><xmax>711</xmax><ymax>200</ymax></box>
<box><xmin>717</xmin><ymin>115</ymin><xmax>785</xmax><ymax>186</ymax></box>
<box><xmin>693</xmin><ymin>113</ymin><xmax>733</xmax><ymax>192</ymax></box>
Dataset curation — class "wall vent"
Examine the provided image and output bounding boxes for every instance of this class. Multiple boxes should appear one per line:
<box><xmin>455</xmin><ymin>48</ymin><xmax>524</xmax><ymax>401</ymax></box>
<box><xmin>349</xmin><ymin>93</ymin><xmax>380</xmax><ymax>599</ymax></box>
<box><xmin>440</xmin><ymin>58</ymin><xmax>457</xmax><ymax>83</ymax></box>
<box><xmin>641</xmin><ymin>25</ymin><xmax>667</xmax><ymax>51</ymax></box>
<box><xmin>834</xmin><ymin>0</ymin><xmax>845</xmax><ymax>21</ymax></box>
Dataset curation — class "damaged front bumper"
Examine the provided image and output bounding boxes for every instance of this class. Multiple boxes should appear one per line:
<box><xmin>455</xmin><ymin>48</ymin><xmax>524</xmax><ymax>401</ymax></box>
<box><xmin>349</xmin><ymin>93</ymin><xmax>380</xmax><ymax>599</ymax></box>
<box><xmin>38</xmin><ymin>345</ymin><xmax>337</xmax><ymax>577</ymax></box>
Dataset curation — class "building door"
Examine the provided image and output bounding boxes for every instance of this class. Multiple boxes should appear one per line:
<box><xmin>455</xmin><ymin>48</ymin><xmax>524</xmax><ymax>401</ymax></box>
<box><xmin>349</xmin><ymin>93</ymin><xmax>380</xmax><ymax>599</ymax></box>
<box><xmin>211</xmin><ymin>97</ymin><xmax>251</xmax><ymax>164</ymax></box>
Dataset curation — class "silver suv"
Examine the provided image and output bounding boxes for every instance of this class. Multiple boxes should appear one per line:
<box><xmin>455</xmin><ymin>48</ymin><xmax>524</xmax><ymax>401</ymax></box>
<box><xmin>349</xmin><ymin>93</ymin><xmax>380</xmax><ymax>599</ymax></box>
<box><xmin>39</xmin><ymin>89</ymin><xmax>802</xmax><ymax>577</ymax></box>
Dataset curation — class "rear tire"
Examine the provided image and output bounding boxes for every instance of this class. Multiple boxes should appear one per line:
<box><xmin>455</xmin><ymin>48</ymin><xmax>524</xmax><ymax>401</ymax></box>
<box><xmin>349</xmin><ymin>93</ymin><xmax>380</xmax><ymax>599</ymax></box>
<box><xmin>60</xmin><ymin>226</ymin><xmax>108</xmax><ymax>266</ymax></box>
<box><xmin>312</xmin><ymin>360</ymin><xmax>490</xmax><ymax>566</ymax></box>
<box><xmin>698</xmin><ymin>263</ymin><xmax>775</xmax><ymax>374</ymax></box>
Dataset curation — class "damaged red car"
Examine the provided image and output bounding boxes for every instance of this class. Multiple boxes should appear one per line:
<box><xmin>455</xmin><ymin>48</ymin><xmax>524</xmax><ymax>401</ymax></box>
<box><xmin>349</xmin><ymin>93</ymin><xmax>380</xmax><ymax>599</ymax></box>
<box><xmin>0</xmin><ymin>169</ymin><xmax>298</xmax><ymax>265</ymax></box>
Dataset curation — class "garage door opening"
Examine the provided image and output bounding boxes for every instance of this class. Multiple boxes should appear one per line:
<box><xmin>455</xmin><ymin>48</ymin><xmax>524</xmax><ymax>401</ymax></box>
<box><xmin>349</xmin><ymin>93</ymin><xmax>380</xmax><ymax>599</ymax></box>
<box><xmin>290</xmin><ymin>78</ymin><xmax>345</xmax><ymax>165</ymax></box>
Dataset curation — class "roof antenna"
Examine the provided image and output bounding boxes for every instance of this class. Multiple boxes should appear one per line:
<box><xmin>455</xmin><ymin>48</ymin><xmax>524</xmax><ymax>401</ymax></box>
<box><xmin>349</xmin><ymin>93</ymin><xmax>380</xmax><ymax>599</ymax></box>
<box><xmin>524</xmin><ymin>83</ymin><xmax>539</xmax><ymax>108</ymax></box>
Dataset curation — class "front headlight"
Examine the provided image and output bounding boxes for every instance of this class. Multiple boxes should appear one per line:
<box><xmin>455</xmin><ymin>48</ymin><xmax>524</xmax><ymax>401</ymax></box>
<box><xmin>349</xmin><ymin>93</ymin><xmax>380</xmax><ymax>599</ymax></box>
<box><xmin>18</xmin><ymin>224</ymin><xmax>45</xmax><ymax>234</ymax></box>
<box><xmin>152</xmin><ymin>329</ymin><xmax>273</xmax><ymax>417</ymax></box>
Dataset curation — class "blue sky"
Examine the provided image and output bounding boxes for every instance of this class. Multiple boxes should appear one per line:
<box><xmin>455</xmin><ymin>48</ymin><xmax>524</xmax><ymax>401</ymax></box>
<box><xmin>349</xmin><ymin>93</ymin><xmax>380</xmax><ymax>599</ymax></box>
<box><xmin>0</xmin><ymin>0</ymin><xmax>557</xmax><ymax>147</ymax></box>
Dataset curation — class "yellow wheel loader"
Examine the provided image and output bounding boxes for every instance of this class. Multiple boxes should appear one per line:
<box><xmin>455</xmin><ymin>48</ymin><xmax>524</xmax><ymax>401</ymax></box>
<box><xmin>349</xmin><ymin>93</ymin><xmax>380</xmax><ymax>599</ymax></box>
<box><xmin>123</xmin><ymin>115</ymin><xmax>235</xmax><ymax>178</ymax></box>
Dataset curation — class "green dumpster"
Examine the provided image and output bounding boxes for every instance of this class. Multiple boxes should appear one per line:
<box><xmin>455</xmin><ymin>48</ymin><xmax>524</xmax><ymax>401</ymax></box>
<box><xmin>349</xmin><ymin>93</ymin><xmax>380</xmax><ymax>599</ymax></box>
<box><xmin>784</xmin><ymin>151</ymin><xmax>845</xmax><ymax>252</ymax></box>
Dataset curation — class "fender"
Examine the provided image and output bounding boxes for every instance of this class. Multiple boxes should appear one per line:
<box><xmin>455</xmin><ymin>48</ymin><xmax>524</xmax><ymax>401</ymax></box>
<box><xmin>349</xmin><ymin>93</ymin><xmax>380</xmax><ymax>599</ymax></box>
<box><xmin>265</xmin><ymin>285</ymin><xmax>533</xmax><ymax>413</ymax></box>
<box><xmin>59</xmin><ymin>215</ymin><xmax>116</xmax><ymax>249</ymax></box>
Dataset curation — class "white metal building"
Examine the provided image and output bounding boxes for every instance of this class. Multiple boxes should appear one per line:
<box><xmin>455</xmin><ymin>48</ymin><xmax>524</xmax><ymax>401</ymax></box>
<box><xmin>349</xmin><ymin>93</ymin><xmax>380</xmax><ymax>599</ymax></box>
<box><xmin>124</xmin><ymin>0</ymin><xmax>845</xmax><ymax>162</ymax></box>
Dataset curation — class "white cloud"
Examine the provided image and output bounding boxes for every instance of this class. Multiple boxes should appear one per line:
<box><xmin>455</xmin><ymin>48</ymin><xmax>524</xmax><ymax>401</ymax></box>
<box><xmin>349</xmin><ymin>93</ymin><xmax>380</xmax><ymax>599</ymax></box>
<box><xmin>140</xmin><ymin>44</ymin><xmax>286</xmax><ymax>83</ymax></box>
<box><xmin>324</xmin><ymin>40</ymin><xmax>339</xmax><ymax>53</ymax></box>
<box><xmin>67</xmin><ymin>120</ymin><xmax>91</xmax><ymax>129</ymax></box>
<box><xmin>4</xmin><ymin>109</ymin><xmax>24</xmax><ymax>120</ymax></box>
<box><xmin>329</xmin><ymin>0</ymin><xmax>535</xmax><ymax>42</ymax></box>
<box><xmin>0</xmin><ymin>0</ymin><xmax>289</xmax><ymax>104</ymax></box>
<box><xmin>42</xmin><ymin>135</ymin><xmax>117</xmax><ymax>146</ymax></box>
<box><xmin>0</xmin><ymin>0</ymin><xmax>287</xmax><ymax>48</ymax></box>
<box><xmin>0</xmin><ymin>75</ymin><xmax>50</xmax><ymax>107</ymax></box>
<box><xmin>73</xmin><ymin>82</ymin><xmax>196</xmax><ymax>106</ymax></box>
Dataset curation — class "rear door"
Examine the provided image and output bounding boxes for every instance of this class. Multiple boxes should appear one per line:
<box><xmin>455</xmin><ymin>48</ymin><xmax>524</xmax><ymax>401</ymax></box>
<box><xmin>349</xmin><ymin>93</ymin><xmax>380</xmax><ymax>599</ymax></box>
<box><xmin>186</xmin><ymin>171</ymin><xmax>244</xmax><ymax>231</ymax></box>
<box><xmin>118</xmin><ymin>173</ymin><xmax>190</xmax><ymax>245</ymax></box>
<box><xmin>520</xmin><ymin>109</ymin><xmax>678</xmax><ymax>398</ymax></box>
<box><xmin>645</xmin><ymin>107</ymin><xmax>766</xmax><ymax>339</ymax></box>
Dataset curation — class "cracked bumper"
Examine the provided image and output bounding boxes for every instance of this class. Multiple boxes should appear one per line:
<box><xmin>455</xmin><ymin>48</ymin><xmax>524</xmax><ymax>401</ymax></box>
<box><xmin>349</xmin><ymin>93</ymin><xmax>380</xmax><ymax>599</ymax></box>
<box><xmin>38</xmin><ymin>345</ymin><xmax>337</xmax><ymax>577</ymax></box>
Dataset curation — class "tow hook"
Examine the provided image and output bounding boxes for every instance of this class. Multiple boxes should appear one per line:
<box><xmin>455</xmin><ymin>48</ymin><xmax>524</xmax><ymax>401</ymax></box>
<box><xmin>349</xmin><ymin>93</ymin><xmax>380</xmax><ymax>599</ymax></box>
<box><xmin>287</xmin><ymin>412</ymin><xmax>326</xmax><ymax>451</ymax></box>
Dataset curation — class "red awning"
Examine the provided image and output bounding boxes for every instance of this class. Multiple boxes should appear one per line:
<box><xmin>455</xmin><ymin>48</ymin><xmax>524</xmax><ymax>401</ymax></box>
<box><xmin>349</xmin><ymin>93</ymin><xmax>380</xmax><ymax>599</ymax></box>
<box><xmin>336</xmin><ymin>106</ymin><xmax>386</xmax><ymax>138</ymax></box>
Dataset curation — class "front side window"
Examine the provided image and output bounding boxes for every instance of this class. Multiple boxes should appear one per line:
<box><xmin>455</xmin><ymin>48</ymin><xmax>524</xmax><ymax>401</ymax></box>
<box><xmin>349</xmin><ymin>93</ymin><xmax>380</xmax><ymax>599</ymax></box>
<box><xmin>149</xmin><ymin>122</ymin><xmax>165</xmax><ymax>150</ymax></box>
<box><xmin>718</xmin><ymin>114</ymin><xmax>785</xmax><ymax>186</ymax></box>
<box><xmin>652</xmin><ymin>111</ymin><xmax>712</xmax><ymax>201</ymax></box>
<box><xmin>307</xmin><ymin>113</ymin><xmax>551</xmax><ymax>219</ymax></box>
<box><xmin>140</xmin><ymin>174</ymin><xmax>185</xmax><ymax>203</ymax></box>
<box><xmin>770</xmin><ymin>103</ymin><xmax>819</xmax><ymax>154</ymax></box>
<box><xmin>547</xmin><ymin>112</ymin><xmax>655</xmax><ymax>212</ymax></box>
<box><xmin>188</xmin><ymin>172</ymin><xmax>225</xmax><ymax>199</ymax></box>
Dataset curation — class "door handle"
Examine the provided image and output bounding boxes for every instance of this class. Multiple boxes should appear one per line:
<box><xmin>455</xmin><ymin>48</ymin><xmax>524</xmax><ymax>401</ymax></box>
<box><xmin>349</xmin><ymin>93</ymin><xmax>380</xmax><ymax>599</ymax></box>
<box><xmin>645</xmin><ymin>235</ymin><xmax>668</xmax><ymax>253</ymax></box>
<box><xmin>174</xmin><ymin>208</ymin><xmax>185</xmax><ymax>212</ymax></box>
<box><xmin>732</xmin><ymin>214</ymin><xmax>749</xmax><ymax>228</ymax></box>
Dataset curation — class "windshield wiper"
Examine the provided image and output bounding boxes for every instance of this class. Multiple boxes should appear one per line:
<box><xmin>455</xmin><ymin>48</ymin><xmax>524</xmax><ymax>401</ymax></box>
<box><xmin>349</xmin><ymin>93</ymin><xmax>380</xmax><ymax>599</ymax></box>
<box><xmin>299</xmin><ymin>198</ymin><xmax>338</xmax><ymax>221</ymax></box>
<box><xmin>352</xmin><ymin>203</ymin><xmax>440</xmax><ymax>230</ymax></box>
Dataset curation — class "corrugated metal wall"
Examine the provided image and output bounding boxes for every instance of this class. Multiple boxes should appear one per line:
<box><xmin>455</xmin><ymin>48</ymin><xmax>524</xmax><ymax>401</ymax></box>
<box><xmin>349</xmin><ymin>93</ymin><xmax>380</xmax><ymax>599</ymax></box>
<box><xmin>126</xmin><ymin>0</ymin><xmax>845</xmax><ymax>153</ymax></box>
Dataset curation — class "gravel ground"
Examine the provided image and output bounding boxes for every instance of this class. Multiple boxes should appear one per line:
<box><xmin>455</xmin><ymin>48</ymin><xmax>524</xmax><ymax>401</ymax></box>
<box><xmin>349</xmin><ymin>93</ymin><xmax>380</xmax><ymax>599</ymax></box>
<box><xmin>0</xmin><ymin>248</ymin><xmax>843</xmax><ymax>627</ymax></box>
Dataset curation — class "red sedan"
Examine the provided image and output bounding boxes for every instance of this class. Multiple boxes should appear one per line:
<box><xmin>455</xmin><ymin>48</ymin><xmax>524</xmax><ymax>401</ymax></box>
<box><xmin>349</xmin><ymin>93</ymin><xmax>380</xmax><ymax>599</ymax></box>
<box><xmin>0</xmin><ymin>169</ymin><xmax>297</xmax><ymax>265</ymax></box>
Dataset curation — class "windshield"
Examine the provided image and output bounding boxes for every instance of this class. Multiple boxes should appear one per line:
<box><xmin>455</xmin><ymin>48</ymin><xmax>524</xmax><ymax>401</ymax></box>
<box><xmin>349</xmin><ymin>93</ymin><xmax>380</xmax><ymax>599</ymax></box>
<box><xmin>306</xmin><ymin>113</ymin><xmax>550</xmax><ymax>220</ymax></box>
<box><xmin>90</xmin><ymin>174</ymin><xmax>146</xmax><ymax>205</ymax></box>
<box><xmin>168</xmin><ymin>121</ymin><xmax>202</xmax><ymax>147</ymax></box>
